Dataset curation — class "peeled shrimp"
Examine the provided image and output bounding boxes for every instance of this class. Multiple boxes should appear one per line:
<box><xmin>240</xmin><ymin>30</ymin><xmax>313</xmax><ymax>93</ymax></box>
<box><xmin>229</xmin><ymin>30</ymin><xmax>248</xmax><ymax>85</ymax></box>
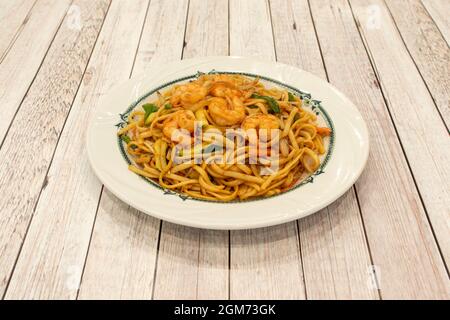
<box><xmin>208</xmin><ymin>97</ymin><xmax>246</xmax><ymax>126</ymax></box>
<box><xmin>170</xmin><ymin>83</ymin><xmax>208</xmax><ymax>107</ymax></box>
<box><xmin>209</xmin><ymin>81</ymin><xmax>242</xmax><ymax>98</ymax></box>
<box><xmin>162</xmin><ymin>110</ymin><xmax>196</xmax><ymax>143</ymax></box>
<box><xmin>241</xmin><ymin>114</ymin><xmax>280</xmax><ymax>131</ymax></box>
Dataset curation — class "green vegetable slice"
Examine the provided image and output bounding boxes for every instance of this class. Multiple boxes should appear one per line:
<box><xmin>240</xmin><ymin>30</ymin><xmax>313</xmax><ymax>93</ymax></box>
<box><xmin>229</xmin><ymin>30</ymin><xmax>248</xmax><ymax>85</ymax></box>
<box><xmin>121</xmin><ymin>134</ymin><xmax>131</xmax><ymax>144</ymax></box>
<box><xmin>251</xmin><ymin>94</ymin><xmax>280</xmax><ymax>114</ymax></box>
<box><xmin>142</xmin><ymin>103</ymin><xmax>158</xmax><ymax>123</ymax></box>
<box><xmin>288</xmin><ymin>92</ymin><xmax>296</xmax><ymax>101</ymax></box>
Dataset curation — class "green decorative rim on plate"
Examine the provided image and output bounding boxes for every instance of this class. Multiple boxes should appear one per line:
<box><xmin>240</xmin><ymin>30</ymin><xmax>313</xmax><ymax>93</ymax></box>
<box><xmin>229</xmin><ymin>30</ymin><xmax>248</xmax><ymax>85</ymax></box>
<box><xmin>116</xmin><ymin>71</ymin><xmax>335</xmax><ymax>203</ymax></box>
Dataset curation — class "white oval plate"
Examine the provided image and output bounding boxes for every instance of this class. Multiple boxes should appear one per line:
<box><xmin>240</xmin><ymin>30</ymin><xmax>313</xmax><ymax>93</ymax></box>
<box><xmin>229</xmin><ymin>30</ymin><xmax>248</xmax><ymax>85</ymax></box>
<box><xmin>87</xmin><ymin>56</ymin><xmax>369</xmax><ymax>230</ymax></box>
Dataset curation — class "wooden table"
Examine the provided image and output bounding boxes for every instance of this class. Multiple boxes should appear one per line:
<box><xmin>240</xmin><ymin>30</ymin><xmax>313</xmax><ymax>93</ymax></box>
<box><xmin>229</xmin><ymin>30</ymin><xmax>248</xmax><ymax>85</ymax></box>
<box><xmin>0</xmin><ymin>0</ymin><xmax>449</xmax><ymax>300</ymax></box>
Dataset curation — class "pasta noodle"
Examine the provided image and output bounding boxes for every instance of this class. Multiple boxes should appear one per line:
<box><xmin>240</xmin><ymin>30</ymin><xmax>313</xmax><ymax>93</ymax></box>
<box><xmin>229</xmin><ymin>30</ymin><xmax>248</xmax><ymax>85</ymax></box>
<box><xmin>118</xmin><ymin>74</ymin><xmax>331</xmax><ymax>201</ymax></box>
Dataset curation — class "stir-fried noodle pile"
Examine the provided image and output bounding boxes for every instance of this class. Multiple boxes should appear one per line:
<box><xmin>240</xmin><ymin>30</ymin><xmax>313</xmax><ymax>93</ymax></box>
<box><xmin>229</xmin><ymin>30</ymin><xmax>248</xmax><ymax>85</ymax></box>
<box><xmin>118</xmin><ymin>74</ymin><xmax>331</xmax><ymax>201</ymax></box>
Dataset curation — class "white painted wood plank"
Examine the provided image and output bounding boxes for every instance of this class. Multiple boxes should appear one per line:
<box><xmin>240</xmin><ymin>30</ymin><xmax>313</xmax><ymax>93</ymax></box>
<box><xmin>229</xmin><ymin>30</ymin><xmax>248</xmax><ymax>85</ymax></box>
<box><xmin>385</xmin><ymin>0</ymin><xmax>450</xmax><ymax>128</ymax></box>
<box><xmin>310</xmin><ymin>0</ymin><xmax>449</xmax><ymax>299</ymax></box>
<box><xmin>0</xmin><ymin>0</ymin><xmax>71</xmax><ymax>143</ymax></box>
<box><xmin>229</xmin><ymin>0</ymin><xmax>305</xmax><ymax>300</ymax></box>
<box><xmin>229</xmin><ymin>0</ymin><xmax>275</xmax><ymax>60</ymax></box>
<box><xmin>77</xmin><ymin>190</ymin><xmax>160</xmax><ymax>299</ymax></box>
<box><xmin>351</xmin><ymin>0</ymin><xmax>450</xmax><ymax>274</ymax></box>
<box><xmin>0</xmin><ymin>0</ymin><xmax>110</xmax><ymax>298</ymax></box>
<box><xmin>270</xmin><ymin>0</ymin><xmax>378</xmax><ymax>299</ymax></box>
<box><xmin>422</xmin><ymin>0</ymin><xmax>450</xmax><ymax>45</ymax></box>
<box><xmin>184</xmin><ymin>0</ymin><xmax>229</xmax><ymax>57</ymax></box>
<box><xmin>0</xmin><ymin>0</ymin><xmax>36</xmax><ymax>61</ymax></box>
<box><xmin>3</xmin><ymin>0</ymin><xmax>148</xmax><ymax>299</ymax></box>
<box><xmin>152</xmin><ymin>0</ymin><xmax>229</xmax><ymax>300</ymax></box>
<box><xmin>80</xmin><ymin>0</ymin><xmax>190</xmax><ymax>300</ymax></box>
<box><xmin>131</xmin><ymin>0</ymin><xmax>188</xmax><ymax>71</ymax></box>
<box><xmin>196</xmin><ymin>229</ymin><xmax>229</xmax><ymax>299</ymax></box>
<box><xmin>270</xmin><ymin>0</ymin><xmax>327</xmax><ymax>78</ymax></box>
<box><xmin>154</xmin><ymin>224</ymin><xmax>229</xmax><ymax>299</ymax></box>
<box><xmin>231</xmin><ymin>223</ymin><xmax>304</xmax><ymax>299</ymax></box>
<box><xmin>299</xmin><ymin>191</ymin><xmax>378</xmax><ymax>299</ymax></box>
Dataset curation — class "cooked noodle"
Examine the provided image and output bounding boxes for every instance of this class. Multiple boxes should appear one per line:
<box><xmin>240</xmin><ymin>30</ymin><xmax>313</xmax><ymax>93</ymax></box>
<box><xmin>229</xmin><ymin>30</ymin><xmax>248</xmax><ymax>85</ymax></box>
<box><xmin>118</xmin><ymin>73</ymin><xmax>331</xmax><ymax>201</ymax></box>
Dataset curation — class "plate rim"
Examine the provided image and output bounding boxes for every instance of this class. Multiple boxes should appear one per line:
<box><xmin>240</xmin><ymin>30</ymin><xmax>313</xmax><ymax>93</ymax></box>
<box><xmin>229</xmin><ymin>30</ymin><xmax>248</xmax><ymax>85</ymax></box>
<box><xmin>86</xmin><ymin>56</ymin><xmax>370</xmax><ymax>230</ymax></box>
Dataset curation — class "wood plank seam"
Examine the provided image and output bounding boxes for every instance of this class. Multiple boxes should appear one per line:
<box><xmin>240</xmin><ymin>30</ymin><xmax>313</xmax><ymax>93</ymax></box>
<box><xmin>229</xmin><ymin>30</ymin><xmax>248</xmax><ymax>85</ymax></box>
<box><xmin>297</xmin><ymin>0</ymin><xmax>382</xmax><ymax>300</ymax></box>
<box><xmin>194</xmin><ymin>231</ymin><xmax>202</xmax><ymax>298</ymax></box>
<box><xmin>306</xmin><ymin>0</ymin><xmax>329</xmax><ymax>81</ymax></box>
<box><xmin>227</xmin><ymin>0</ymin><xmax>231</xmax><ymax>55</ymax></box>
<box><xmin>0</xmin><ymin>0</ymin><xmax>74</xmax><ymax>149</ymax></box>
<box><xmin>421</xmin><ymin>0</ymin><xmax>450</xmax><ymax>47</ymax></box>
<box><xmin>346</xmin><ymin>0</ymin><xmax>449</xmax><ymax>275</ymax></box>
<box><xmin>77</xmin><ymin>0</ymin><xmax>192</xmax><ymax>299</ymax></box>
<box><xmin>266</xmin><ymin>0</ymin><xmax>279</xmax><ymax>60</ymax></box>
<box><xmin>74</xmin><ymin>185</ymin><xmax>103</xmax><ymax>300</ymax></box>
<box><xmin>302</xmin><ymin>0</ymin><xmax>381</xmax><ymax>299</ymax></box>
<box><xmin>270</xmin><ymin>0</ymin><xmax>317</xmax><ymax>299</ymax></box>
<box><xmin>382</xmin><ymin>0</ymin><xmax>449</xmax><ymax>133</ymax></box>
<box><xmin>308</xmin><ymin>0</ymin><xmax>381</xmax><ymax>299</ymax></box>
<box><xmin>5</xmin><ymin>0</ymin><xmax>444</xmax><ymax>299</ymax></box>
<box><xmin>1</xmin><ymin>0</ymin><xmax>113</xmax><ymax>299</ymax></box>
<box><xmin>265</xmin><ymin>0</ymin><xmax>307</xmax><ymax>298</ymax></box>
<box><xmin>294</xmin><ymin>217</ymin><xmax>308</xmax><ymax>299</ymax></box>
<box><xmin>73</xmin><ymin>0</ymin><xmax>153</xmax><ymax>298</ymax></box>
<box><xmin>228</xmin><ymin>0</ymin><xmax>305</xmax><ymax>300</ymax></box>
<box><xmin>352</xmin><ymin>187</ymin><xmax>382</xmax><ymax>298</ymax></box>
<box><xmin>2</xmin><ymin>0</ymin><xmax>112</xmax><ymax>298</ymax></box>
<box><xmin>148</xmin><ymin>0</ymin><xmax>230</xmax><ymax>300</ymax></box>
<box><xmin>228</xmin><ymin>230</ymin><xmax>231</xmax><ymax>300</ymax></box>
<box><xmin>307</xmin><ymin>0</ymin><xmax>448</xmax><ymax>298</ymax></box>
<box><xmin>150</xmin><ymin>222</ymin><xmax>163</xmax><ymax>299</ymax></box>
<box><xmin>268</xmin><ymin>0</ymin><xmax>379</xmax><ymax>299</ymax></box>
<box><xmin>0</xmin><ymin>1</ymin><xmax>79</xmax><ymax>296</ymax></box>
<box><xmin>150</xmin><ymin>0</ymin><xmax>191</xmax><ymax>299</ymax></box>
<box><xmin>0</xmin><ymin>0</ymin><xmax>38</xmax><ymax>64</ymax></box>
<box><xmin>128</xmin><ymin>0</ymin><xmax>153</xmax><ymax>78</ymax></box>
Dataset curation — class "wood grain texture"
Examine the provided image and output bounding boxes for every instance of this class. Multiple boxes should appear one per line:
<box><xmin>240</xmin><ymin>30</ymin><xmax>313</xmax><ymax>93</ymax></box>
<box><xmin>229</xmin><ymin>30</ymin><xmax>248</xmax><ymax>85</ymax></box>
<box><xmin>310</xmin><ymin>0</ymin><xmax>449</xmax><ymax>299</ymax></box>
<box><xmin>270</xmin><ymin>0</ymin><xmax>378</xmax><ymax>299</ymax></box>
<box><xmin>154</xmin><ymin>225</ymin><xmax>229</xmax><ymax>299</ymax></box>
<box><xmin>0</xmin><ymin>0</ymin><xmax>110</xmax><ymax>299</ymax></box>
<box><xmin>229</xmin><ymin>0</ymin><xmax>305</xmax><ymax>300</ymax></box>
<box><xmin>351</xmin><ymin>0</ymin><xmax>450</xmax><ymax>276</ymax></box>
<box><xmin>0</xmin><ymin>0</ymin><xmax>71</xmax><ymax>144</ymax></box>
<box><xmin>184</xmin><ymin>0</ymin><xmax>229</xmax><ymax>57</ymax></box>
<box><xmin>0</xmin><ymin>0</ymin><xmax>448</xmax><ymax>300</ymax></box>
<box><xmin>230</xmin><ymin>0</ymin><xmax>275</xmax><ymax>60</ymax></box>
<box><xmin>77</xmin><ymin>190</ymin><xmax>160</xmax><ymax>299</ymax></box>
<box><xmin>153</xmin><ymin>0</ymin><xmax>229</xmax><ymax>300</ymax></box>
<box><xmin>3</xmin><ymin>0</ymin><xmax>148</xmax><ymax>299</ymax></box>
<box><xmin>421</xmin><ymin>0</ymin><xmax>450</xmax><ymax>45</ymax></box>
<box><xmin>131</xmin><ymin>0</ymin><xmax>188</xmax><ymax>70</ymax></box>
<box><xmin>0</xmin><ymin>0</ymin><xmax>36</xmax><ymax>61</ymax></box>
<box><xmin>231</xmin><ymin>223</ymin><xmax>304</xmax><ymax>299</ymax></box>
<box><xmin>385</xmin><ymin>0</ymin><xmax>450</xmax><ymax>129</ymax></box>
<box><xmin>80</xmin><ymin>0</ymin><xmax>191</xmax><ymax>300</ymax></box>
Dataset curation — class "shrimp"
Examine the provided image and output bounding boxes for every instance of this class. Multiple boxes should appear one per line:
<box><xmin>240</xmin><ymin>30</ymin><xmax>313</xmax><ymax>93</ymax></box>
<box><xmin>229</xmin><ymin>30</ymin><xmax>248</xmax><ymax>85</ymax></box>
<box><xmin>242</xmin><ymin>114</ymin><xmax>280</xmax><ymax>141</ymax></box>
<box><xmin>209</xmin><ymin>81</ymin><xmax>242</xmax><ymax>98</ymax></box>
<box><xmin>208</xmin><ymin>97</ymin><xmax>246</xmax><ymax>126</ymax></box>
<box><xmin>170</xmin><ymin>83</ymin><xmax>207</xmax><ymax>107</ymax></box>
<box><xmin>241</xmin><ymin>114</ymin><xmax>280</xmax><ymax>131</ymax></box>
<box><xmin>316</xmin><ymin>126</ymin><xmax>331</xmax><ymax>136</ymax></box>
<box><xmin>162</xmin><ymin>110</ymin><xmax>195</xmax><ymax>143</ymax></box>
<box><xmin>208</xmin><ymin>74</ymin><xmax>237</xmax><ymax>83</ymax></box>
